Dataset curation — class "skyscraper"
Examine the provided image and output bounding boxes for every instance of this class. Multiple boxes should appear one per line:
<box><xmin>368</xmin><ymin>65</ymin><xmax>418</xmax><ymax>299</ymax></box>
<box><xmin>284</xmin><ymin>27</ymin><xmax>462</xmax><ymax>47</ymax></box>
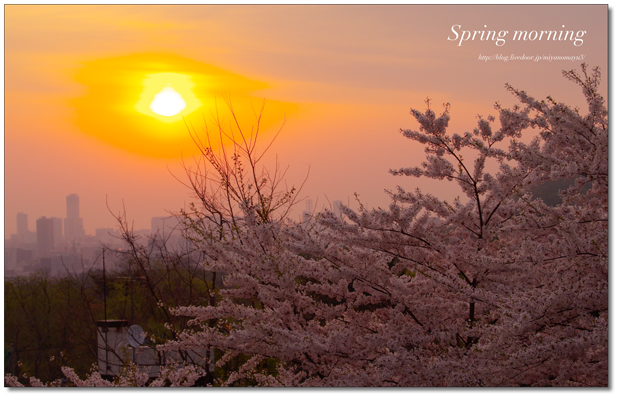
<box><xmin>17</xmin><ymin>212</ymin><xmax>28</xmax><ymax>235</ymax></box>
<box><xmin>66</xmin><ymin>194</ymin><xmax>80</xmax><ymax>219</ymax></box>
<box><xmin>64</xmin><ymin>194</ymin><xmax>85</xmax><ymax>240</ymax></box>
<box><xmin>50</xmin><ymin>217</ymin><xmax>63</xmax><ymax>246</ymax></box>
<box><xmin>36</xmin><ymin>216</ymin><xmax>54</xmax><ymax>256</ymax></box>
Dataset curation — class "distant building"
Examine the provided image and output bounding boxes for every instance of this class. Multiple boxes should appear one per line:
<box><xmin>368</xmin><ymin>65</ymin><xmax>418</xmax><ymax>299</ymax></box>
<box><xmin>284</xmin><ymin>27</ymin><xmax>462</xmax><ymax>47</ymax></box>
<box><xmin>64</xmin><ymin>216</ymin><xmax>84</xmax><ymax>238</ymax></box>
<box><xmin>128</xmin><ymin>229</ymin><xmax>151</xmax><ymax>248</ymax></box>
<box><xmin>151</xmin><ymin>216</ymin><xmax>179</xmax><ymax>236</ymax></box>
<box><xmin>64</xmin><ymin>194</ymin><xmax>85</xmax><ymax>240</ymax></box>
<box><xmin>50</xmin><ymin>217</ymin><xmax>63</xmax><ymax>246</ymax></box>
<box><xmin>95</xmin><ymin>228</ymin><xmax>114</xmax><ymax>240</ymax></box>
<box><xmin>21</xmin><ymin>259</ymin><xmax>40</xmax><ymax>274</ymax></box>
<box><xmin>51</xmin><ymin>254</ymin><xmax>82</xmax><ymax>277</ymax></box>
<box><xmin>333</xmin><ymin>200</ymin><xmax>343</xmax><ymax>220</ymax></box>
<box><xmin>5</xmin><ymin>248</ymin><xmax>17</xmax><ymax>273</ymax></box>
<box><xmin>150</xmin><ymin>216</ymin><xmax>184</xmax><ymax>252</ymax></box>
<box><xmin>12</xmin><ymin>213</ymin><xmax>36</xmax><ymax>246</ymax></box>
<box><xmin>39</xmin><ymin>257</ymin><xmax>53</xmax><ymax>274</ymax></box>
<box><xmin>36</xmin><ymin>217</ymin><xmax>55</xmax><ymax>257</ymax></box>
<box><xmin>306</xmin><ymin>199</ymin><xmax>313</xmax><ymax>214</ymax></box>
<box><xmin>66</xmin><ymin>194</ymin><xmax>79</xmax><ymax>219</ymax></box>
<box><xmin>16</xmin><ymin>248</ymin><xmax>34</xmax><ymax>273</ymax></box>
<box><xmin>81</xmin><ymin>246</ymin><xmax>106</xmax><ymax>267</ymax></box>
<box><xmin>17</xmin><ymin>212</ymin><xmax>28</xmax><ymax>235</ymax></box>
<box><xmin>302</xmin><ymin>199</ymin><xmax>313</xmax><ymax>224</ymax></box>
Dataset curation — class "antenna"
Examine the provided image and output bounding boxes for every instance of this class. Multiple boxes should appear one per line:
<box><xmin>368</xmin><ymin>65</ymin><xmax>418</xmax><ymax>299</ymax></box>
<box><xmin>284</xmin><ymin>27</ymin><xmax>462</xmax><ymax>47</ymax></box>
<box><xmin>103</xmin><ymin>248</ymin><xmax>109</xmax><ymax>372</ymax></box>
<box><xmin>103</xmin><ymin>249</ymin><xmax>107</xmax><ymax>322</ymax></box>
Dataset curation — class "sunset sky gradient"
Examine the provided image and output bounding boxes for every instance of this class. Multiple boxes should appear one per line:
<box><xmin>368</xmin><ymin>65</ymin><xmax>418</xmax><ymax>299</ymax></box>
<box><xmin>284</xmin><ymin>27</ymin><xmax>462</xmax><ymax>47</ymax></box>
<box><xmin>4</xmin><ymin>5</ymin><xmax>608</xmax><ymax>236</ymax></box>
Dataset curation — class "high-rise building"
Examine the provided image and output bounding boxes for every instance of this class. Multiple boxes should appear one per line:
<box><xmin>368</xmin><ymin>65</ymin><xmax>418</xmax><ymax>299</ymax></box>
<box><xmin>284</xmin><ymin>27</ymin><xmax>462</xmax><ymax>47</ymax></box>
<box><xmin>12</xmin><ymin>212</ymin><xmax>36</xmax><ymax>246</ymax></box>
<box><xmin>64</xmin><ymin>218</ymin><xmax>85</xmax><ymax>239</ymax></box>
<box><xmin>36</xmin><ymin>217</ymin><xmax>54</xmax><ymax>256</ymax></box>
<box><xmin>5</xmin><ymin>248</ymin><xmax>17</xmax><ymax>272</ymax></box>
<box><xmin>66</xmin><ymin>194</ymin><xmax>80</xmax><ymax>219</ymax></box>
<box><xmin>50</xmin><ymin>217</ymin><xmax>63</xmax><ymax>246</ymax></box>
<box><xmin>64</xmin><ymin>194</ymin><xmax>85</xmax><ymax>240</ymax></box>
<box><xmin>17</xmin><ymin>213</ymin><xmax>28</xmax><ymax>235</ymax></box>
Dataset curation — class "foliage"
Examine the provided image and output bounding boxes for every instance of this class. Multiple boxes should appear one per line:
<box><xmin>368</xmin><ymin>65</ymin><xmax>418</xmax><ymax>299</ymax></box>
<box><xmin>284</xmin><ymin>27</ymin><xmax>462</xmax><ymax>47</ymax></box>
<box><xmin>4</xmin><ymin>247</ymin><xmax>220</xmax><ymax>385</ymax></box>
<box><xmin>4</xmin><ymin>272</ymin><xmax>97</xmax><ymax>383</ymax></box>
<box><xmin>160</xmin><ymin>65</ymin><xmax>606</xmax><ymax>387</ymax></box>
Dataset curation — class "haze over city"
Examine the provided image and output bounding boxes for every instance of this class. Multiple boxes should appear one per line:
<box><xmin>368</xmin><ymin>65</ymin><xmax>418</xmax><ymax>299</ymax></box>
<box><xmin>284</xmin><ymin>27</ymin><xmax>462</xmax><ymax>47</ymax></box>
<box><xmin>4</xmin><ymin>4</ymin><xmax>607</xmax><ymax>237</ymax></box>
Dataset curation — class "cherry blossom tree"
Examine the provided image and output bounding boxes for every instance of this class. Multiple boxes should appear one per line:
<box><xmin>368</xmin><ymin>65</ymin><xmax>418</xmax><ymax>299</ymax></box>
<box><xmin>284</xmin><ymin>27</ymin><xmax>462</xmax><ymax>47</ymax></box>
<box><xmin>163</xmin><ymin>64</ymin><xmax>606</xmax><ymax>387</ymax></box>
<box><xmin>308</xmin><ymin>64</ymin><xmax>607</xmax><ymax>386</ymax></box>
<box><xmin>8</xmin><ymin>65</ymin><xmax>606</xmax><ymax>387</ymax></box>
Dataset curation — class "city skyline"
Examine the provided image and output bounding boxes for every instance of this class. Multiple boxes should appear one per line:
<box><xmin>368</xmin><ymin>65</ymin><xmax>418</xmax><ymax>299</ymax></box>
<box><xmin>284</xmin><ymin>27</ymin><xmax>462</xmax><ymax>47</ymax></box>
<box><xmin>9</xmin><ymin>192</ymin><xmax>342</xmax><ymax>238</ymax></box>
<box><xmin>4</xmin><ymin>5</ymin><xmax>608</xmax><ymax>238</ymax></box>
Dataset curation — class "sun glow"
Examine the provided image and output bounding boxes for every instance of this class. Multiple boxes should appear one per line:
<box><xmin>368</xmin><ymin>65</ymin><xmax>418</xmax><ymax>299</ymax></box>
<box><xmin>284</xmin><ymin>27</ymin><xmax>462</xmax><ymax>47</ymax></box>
<box><xmin>70</xmin><ymin>53</ymin><xmax>299</xmax><ymax>158</ymax></box>
<box><xmin>150</xmin><ymin>87</ymin><xmax>186</xmax><ymax>116</ymax></box>
<box><xmin>135</xmin><ymin>73</ymin><xmax>201</xmax><ymax>122</ymax></box>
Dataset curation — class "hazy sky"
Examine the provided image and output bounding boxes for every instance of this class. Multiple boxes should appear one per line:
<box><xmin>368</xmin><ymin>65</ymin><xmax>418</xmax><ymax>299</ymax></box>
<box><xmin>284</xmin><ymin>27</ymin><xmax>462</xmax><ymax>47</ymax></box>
<box><xmin>3</xmin><ymin>4</ymin><xmax>608</xmax><ymax>236</ymax></box>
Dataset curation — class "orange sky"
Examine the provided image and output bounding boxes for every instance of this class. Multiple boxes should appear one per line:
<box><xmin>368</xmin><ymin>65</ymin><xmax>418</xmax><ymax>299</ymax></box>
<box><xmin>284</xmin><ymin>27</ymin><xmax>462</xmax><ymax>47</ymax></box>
<box><xmin>3</xmin><ymin>4</ymin><xmax>608</xmax><ymax>236</ymax></box>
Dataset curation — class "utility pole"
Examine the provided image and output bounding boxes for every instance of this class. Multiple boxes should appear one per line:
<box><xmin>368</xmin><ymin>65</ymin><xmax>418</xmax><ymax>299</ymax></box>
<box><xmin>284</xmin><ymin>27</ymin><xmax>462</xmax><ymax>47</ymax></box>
<box><xmin>103</xmin><ymin>248</ymin><xmax>109</xmax><ymax>373</ymax></box>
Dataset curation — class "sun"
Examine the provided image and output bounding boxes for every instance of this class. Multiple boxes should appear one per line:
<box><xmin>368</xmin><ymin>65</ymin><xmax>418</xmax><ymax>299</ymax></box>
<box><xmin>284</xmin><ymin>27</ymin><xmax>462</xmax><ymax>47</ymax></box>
<box><xmin>150</xmin><ymin>87</ymin><xmax>186</xmax><ymax>116</ymax></box>
<box><xmin>135</xmin><ymin>73</ymin><xmax>201</xmax><ymax>122</ymax></box>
